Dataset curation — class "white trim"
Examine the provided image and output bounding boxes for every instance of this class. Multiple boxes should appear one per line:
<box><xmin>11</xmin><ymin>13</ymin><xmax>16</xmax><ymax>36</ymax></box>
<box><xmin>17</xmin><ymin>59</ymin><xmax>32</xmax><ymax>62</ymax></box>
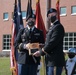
<box><xmin>60</xmin><ymin>14</ymin><xmax>67</xmax><ymax>16</ymax></box>
<box><xmin>3</xmin><ymin>18</ymin><xmax>9</xmax><ymax>21</ymax></box>
<box><xmin>22</xmin><ymin>17</ymin><xmax>26</xmax><ymax>19</ymax></box>
<box><xmin>71</xmin><ymin>13</ymin><xmax>76</xmax><ymax>16</ymax></box>
<box><xmin>2</xmin><ymin>50</ymin><xmax>11</xmax><ymax>51</ymax></box>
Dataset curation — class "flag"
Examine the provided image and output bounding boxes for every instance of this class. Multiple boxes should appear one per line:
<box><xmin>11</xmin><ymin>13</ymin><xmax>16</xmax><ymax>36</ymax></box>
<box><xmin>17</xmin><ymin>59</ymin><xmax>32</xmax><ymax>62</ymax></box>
<box><xmin>56</xmin><ymin>0</ymin><xmax>60</xmax><ymax>21</ymax></box>
<box><xmin>10</xmin><ymin>0</ymin><xmax>24</xmax><ymax>75</ymax></box>
<box><xmin>26</xmin><ymin>0</ymin><xmax>33</xmax><ymax>21</ymax></box>
<box><xmin>10</xmin><ymin>0</ymin><xmax>18</xmax><ymax>75</ymax></box>
<box><xmin>35</xmin><ymin>0</ymin><xmax>46</xmax><ymax>40</ymax></box>
<box><xmin>15</xmin><ymin>0</ymin><xmax>24</xmax><ymax>61</ymax></box>
<box><xmin>35</xmin><ymin>0</ymin><xmax>46</xmax><ymax>75</ymax></box>
<box><xmin>17</xmin><ymin>0</ymin><xmax>24</xmax><ymax>30</ymax></box>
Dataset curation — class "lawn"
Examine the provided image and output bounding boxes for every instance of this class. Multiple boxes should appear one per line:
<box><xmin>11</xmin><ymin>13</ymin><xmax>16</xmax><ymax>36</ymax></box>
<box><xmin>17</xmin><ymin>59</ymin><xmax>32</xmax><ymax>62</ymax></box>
<box><xmin>0</xmin><ymin>56</ymin><xmax>67</xmax><ymax>75</ymax></box>
<box><xmin>0</xmin><ymin>57</ymin><xmax>11</xmax><ymax>75</ymax></box>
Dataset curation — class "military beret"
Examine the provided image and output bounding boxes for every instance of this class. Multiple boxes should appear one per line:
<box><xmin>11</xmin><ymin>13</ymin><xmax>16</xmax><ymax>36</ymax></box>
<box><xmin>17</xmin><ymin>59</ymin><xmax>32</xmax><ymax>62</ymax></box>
<box><xmin>26</xmin><ymin>14</ymin><xmax>36</xmax><ymax>21</ymax></box>
<box><xmin>47</xmin><ymin>8</ymin><xmax>57</xmax><ymax>17</ymax></box>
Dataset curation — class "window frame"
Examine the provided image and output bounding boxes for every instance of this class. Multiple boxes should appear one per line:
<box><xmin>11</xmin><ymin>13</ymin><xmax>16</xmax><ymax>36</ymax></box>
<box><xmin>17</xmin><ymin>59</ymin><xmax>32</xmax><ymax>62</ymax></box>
<box><xmin>3</xmin><ymin>12</ymin><xmax>9</xmax><ymax>21</ymax></box>
<box><xmin>71</xmin><ymin>6</ymin><xmax>76</xmax><ymax>15</ymax></box>
<box><xmin>60</xmin><ymin>7</ymin><xmax>67</xmax><ymax>16</ymax></box>
<box><xmin>2</xmin><ymin>34</ymin><xmax>11</xmax><ymax>51</ymax></box>
<box><xmin>63</xmin><ymin>32</ymin><xmax>76</xmax><ymax>50</ymax></box>
<box><xmin>22</xmin><ymin>11</ymin><xmax>26</xmax><ymax>19</ymax></box>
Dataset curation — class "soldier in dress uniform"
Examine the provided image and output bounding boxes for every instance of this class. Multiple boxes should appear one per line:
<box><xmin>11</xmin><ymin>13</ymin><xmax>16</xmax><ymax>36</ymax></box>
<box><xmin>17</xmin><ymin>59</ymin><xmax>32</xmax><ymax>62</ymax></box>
<box><xmin>15</xmin><ymin>14</ymin><xmax>44</xmax><ymax>75</ymax></box>
<box><xmin>65</xmin><ymin>48</ymin><xmax>76</xmax><ymax>75</ymax></box>
<box><xmin>33</xmin><ymin>8</ymin><xmax>65</xmax><ymax>75</ymax></box>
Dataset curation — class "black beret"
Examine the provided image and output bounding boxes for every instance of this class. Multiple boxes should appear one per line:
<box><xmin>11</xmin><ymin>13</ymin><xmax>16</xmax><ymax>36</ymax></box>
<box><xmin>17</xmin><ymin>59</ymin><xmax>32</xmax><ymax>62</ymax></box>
<box><xmin>47</xmin><ymin>8</ymin><xmax>57</xmax><ymax>17</ymax></box>
<box><xmin>26</xmin><ymin>14</ymin><xmax>36</xmax><ymax>21</ymax></box>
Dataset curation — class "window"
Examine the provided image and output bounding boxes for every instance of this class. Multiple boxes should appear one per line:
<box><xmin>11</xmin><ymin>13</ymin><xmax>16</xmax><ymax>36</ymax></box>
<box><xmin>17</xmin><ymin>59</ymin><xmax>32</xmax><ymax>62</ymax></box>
<box><xmin>63</xmin><ymin>33</ymin><xmax>76</xmax><ymax>50</ymax></box>
<box><xmin>3</xmin><ymin>13</ymin><xmax>9</xmax><ymax>20</ymax></box>
<box><xmin>60</xmin><ymin>7</ymin><xmax>66</xmax><ymax>16</ymax></box>
<box><xmin>22</xmin><ymin>11</ymin><xmax>26</xmax><ymax>19</ymax></box>
<box><xmin>71</xmin><ymin>6</ymin><xmax>76</xmax><ymax>15</ymax></box>
<box><xmin>3</xmin><ymin>35</ymin><xmax>11</xmax><ymax>51</ymax></box>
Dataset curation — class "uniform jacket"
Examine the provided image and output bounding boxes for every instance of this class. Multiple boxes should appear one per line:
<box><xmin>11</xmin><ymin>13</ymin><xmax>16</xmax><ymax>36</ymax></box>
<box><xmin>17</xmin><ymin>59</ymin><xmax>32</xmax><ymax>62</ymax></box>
<box><xmin>43</xmin><ymin>20</ymin><xmax>65</xmax><ymax>66</ymax></box>
<box><xmin>15</xmin><ymin>27</ymin><xmax>44</xmax><ymax>64</ymax></box>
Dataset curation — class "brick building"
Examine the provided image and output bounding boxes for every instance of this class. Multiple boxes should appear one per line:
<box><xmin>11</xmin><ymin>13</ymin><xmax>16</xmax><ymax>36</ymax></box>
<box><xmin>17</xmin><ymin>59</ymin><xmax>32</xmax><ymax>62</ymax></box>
<box><xmin>0</xmin><ymin>0</ymin><xmax>76</xmax><ymax>55</ymax></box>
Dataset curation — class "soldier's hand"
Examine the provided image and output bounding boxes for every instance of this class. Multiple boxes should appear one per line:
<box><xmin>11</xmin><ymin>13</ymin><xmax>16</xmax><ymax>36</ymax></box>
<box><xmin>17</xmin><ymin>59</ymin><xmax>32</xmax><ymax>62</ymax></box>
<box><xmin>25</xmin><ymin>43</ymin><xmax>30</xmax><ymax>50</ymax></box>
<box><xmin>33</xmin><ymin>51</ymin><xmax>41</xmax><ymax>57</ymax></box>
<box><xmin>39</xmin><ymin>43</ymin><xmax>44</xmax><ymax>48</ymax></box>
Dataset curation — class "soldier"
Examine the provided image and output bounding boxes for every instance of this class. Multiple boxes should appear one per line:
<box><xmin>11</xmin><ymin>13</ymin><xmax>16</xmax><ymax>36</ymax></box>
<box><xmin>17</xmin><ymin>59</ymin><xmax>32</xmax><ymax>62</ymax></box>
<box><xmin>65</xmin><ymin>48</ymin><xmax>76</xmax><ymax>75</ymax></box>
<box><xmin>15</xmin><ymin>14</ymin><xmax>44</xmax><ymax>75</ymax></box>
<box><xmin>33</xmin><ymin>8</ymin><xmax>65</xmax><ymax>75</ymax></box>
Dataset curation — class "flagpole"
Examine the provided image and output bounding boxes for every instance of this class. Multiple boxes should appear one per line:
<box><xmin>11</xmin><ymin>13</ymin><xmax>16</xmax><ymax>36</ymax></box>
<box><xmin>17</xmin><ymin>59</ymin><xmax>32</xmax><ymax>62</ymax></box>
<box><xmin>45</xmin><ymin>0</ymin><xmax>51</xmax><ymax>32</ymax></box>
<box><xmin>41</xmin><ymin>56</ymin><xmax>46</xmax><ymax>75</ymax></box>
<box><xmin>44</xmin><ymin>1</ymin><xmax>51</xmax><ymax>75</ymax></box>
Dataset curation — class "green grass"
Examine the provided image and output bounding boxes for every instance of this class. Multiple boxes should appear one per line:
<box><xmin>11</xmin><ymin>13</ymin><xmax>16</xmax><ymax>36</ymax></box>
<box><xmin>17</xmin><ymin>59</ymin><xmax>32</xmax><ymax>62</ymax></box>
<box><xmin>0</xmin><ymin>57</ymin><xmax>11</xmax><ymax>75</ymax></box>
<box><xmin>0</xmin><ymin>55</ymin><xmax>68</xmax><ymax>75</ymax></box>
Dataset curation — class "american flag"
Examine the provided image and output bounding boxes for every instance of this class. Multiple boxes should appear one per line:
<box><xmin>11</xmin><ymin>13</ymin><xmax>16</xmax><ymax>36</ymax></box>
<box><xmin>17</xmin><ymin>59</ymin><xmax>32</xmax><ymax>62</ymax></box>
<box><xmin>17</xmin><ymin>0</ymin><xmax>24</xmax><ymax>30</ymax></box>
<box><xmin>10</xmin><ymin>0</ymin><xmax>18</xmax><ymax>75</ymax></box>
<box><xmin>10</xmin><ymin>0</ymin><xmax>24</xmax><ymax>75</ymax></box>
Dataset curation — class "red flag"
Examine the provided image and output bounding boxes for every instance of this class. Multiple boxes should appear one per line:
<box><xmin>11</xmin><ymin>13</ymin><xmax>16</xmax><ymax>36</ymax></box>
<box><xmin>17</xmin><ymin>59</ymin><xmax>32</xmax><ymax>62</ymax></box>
<box><xmin>35</xmin><ymin>0</ymin><xmax>46</xmax><ymax>40</ymax></box>
<box><xmin>56</xmin><ymin>0</ymin><xmax>60</xmax><ymax>21</ymax></box>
